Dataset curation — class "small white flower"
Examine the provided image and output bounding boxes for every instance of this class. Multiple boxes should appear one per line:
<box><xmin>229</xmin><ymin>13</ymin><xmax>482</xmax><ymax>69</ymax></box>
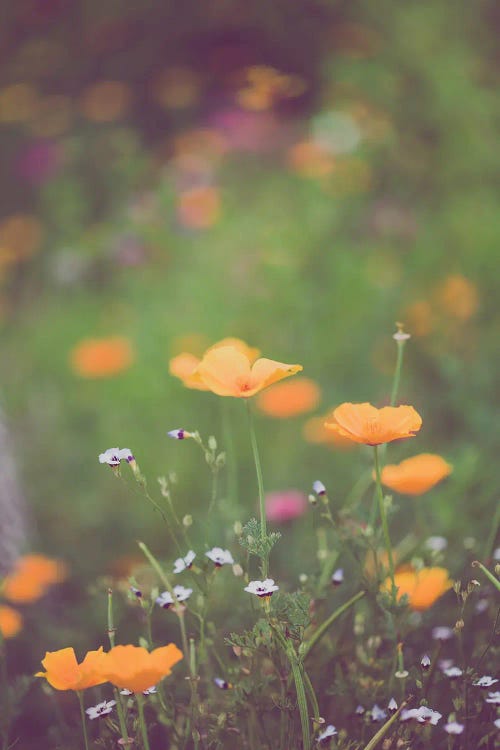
<box><xmin>473</xmin><ymin>676</ymin><xmax>498</xmax><ymax>688</ymax></box>
<box><xmin>355</xmin><ymin>705</ymin><xmax>365</xmax><ymax>716</ymax></box>
<box><xmin>313</xmin><ymin>480</ymin><xmax>326</xmax><ymax>495</ymax></box>
<box><xmin>493</xmin><ymin>547</ymin><xmax>500</xmax><ymax>561</ymax></box>
<box><xmin>244</xmin><ymin>579</ymin><xmax>279</xmax><ymax>597</ymax></box>
<box><xmin>475</xmin><ymin>599</ymin><xmax>489</xmax><ymax>614</ymax></box>
<box><xmin>371</xmin><ymin>704</ymin><xmax>387</xmax><ymax>722</ymax></box>
<box><xmin>130</xmin><ymin>586</ymin><xmax>142</xmax><ymax>598</ymax></box>
<box><xmin>205</xmin><ymin>548</ymin><xmax>234</xmax><ymax>566</ymax></box>
<box><xmin>331</xmin><ymin>568</ymin><xmax>344</xmax><ymax>585</ymax></box>
<box><xmin>120</xmin><ymin>689</ymin><xmax>133</xmax><ymax>695</ymax></box>
<box><xmin>214</xmin><ymin>677</ymin><xmax>231</xmax><ymax>690</ymax></box>
<box><xmin>167</xmin><ymin>428</ymin><xmax>192</xmax><ymax>440</ymax></box>
<box><xmin>432</xmin><ymin>626</ymin><xmax>454</xmax><ymax>641</ymax></box>
<box><xmin>444</xmin><ymin>721</ymin><xmax>464</xmax><ymax>735</ymax></box>
<box><xmin>494</xmin><ymin>717</ymin><xmax>500</xmax><ymax>729</ymax></box>
<box><xmin>421</xmin><ymin>654</ymin><xmax>431</xmax><ymax>669</ymax></box>
<box><xmin>99</xmin><ymin>448</ymin><xmax>133</xmax><ymax>466</ymax></box>
<box><xmin>444</xmin><ymin>666</ymin><xmax>463</xmax><ymax>679</ymax></box>
<box><xmin>425</xmin><ymin>536</ymin><xmax>447</xmax><ymax>553</ymax></box>
<box><xmin>317</xmin><ymin>724</ymin><xmax>337</xmax><ymax>742</ymax></box>
<box><xmin>143</xmin><ymin>685</ymin><xmax>157</xmax><ymax>695</ymax></box>
<box><xmin>156</xmin><ymin>585</ymin><xmax>193</xmax><ymax>608</ymax></box>
<box><xmin>173</xmin><ymin>551</ymin><xmax>196</xmax><ymax>573</ymax></box>
<box><xmin>86</xmin><ymin>700</ymin><xmax>117</xmax><ymax>720</ymax></box>
<box><xmin>388</xmin><ymin>698</ymin><xmax>398</xmax><ymax>713</ymax></box>
<box><xmin>485</xmin><ymin>691</ymin><xmax>500</xmax><ymax>704</ymax></box>
<box><xmin>400</xmin><ymin>706</ymin><xmax>442</xmax><ymax>725</ymax></box>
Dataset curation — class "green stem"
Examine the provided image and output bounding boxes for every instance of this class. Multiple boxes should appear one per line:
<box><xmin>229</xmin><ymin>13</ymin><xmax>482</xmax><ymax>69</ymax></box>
<box><xmin>483</xmin><ymin>502</ymin><xmax>500</xmax><ymax>562</ymax></box>
<box><xmin>390</xmin><ymin>340</ymin><xmax>405</xmax><ymax>407</ymax></box>
<box><xmin>77</xmin><ymin>692</ymin><xmax>90</xmax><ymax>750</ymax></box>
<box><xmin>246</xmin><ymin>400</ymin><xmax>268</xmax><ymax>578</ymax></box>
<box><xmin>136</xmin><ymin>694</ymin><xmax>151</xmax><ymax>750</ymax></box>
<box><xmin>0</xmin><ymin>627</ymin><xmax>10</xmax><ymax>750</ymax></box>
<box><xmin>300</xmin><ymin>666</ymin><xmax>320</xmax><ymax>722</ymax></box>
<box><xmin>361</xmin><ymin>696</ymin><xmax>411</xmax><ymax>750</ymax></box>
<box><xmin>373</xmin><ymin>446</ymin><xmax>396</xmax><ymax>599</ymax></box>
<box><xmin>471</xmin><ymin>560</ymin><xmax>500</xmax><ymax>592</ymax></box>
<box><xmin>222</xmin><ymin>400</ymin><xmax>238</xmax><ymax>505</ymax></box>
<box><xmin>300</xmin><ymin>591</ymin><xmax>365</xmax><ymax>661</ymax></box>
<box><xmin>273</xmin><ymin>626</ymin><xmax>310</xmax><ymax>750</ymax></box>
<box><xmin>107</xmin><ymin>591</ymin><xmax>130</xmax><ymax>744</ymax></box>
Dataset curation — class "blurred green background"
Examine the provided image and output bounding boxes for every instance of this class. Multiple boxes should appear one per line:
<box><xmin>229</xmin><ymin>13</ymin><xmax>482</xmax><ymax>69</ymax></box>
<box><xmin>1</xmin><ymin>0</ymin><xmax>498</xmax><ymax>593</ymax></box>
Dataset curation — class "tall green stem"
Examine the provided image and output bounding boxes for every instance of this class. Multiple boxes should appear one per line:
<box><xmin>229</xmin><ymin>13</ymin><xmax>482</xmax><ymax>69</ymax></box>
<box><xmin>0</xmin><ymin>628</ymin><xmax>10</xmax><ymax>750</ymax></box>
<box><xmin>273</xmin><ymin>626</ymin><xmax>310</xmax><ymax>750</ymax></box>
<box><xmin>136</xmin><ymin>694</ymin><xmax>152</xmax><ymax>750</ymax></box>
<box><xmin>373</xmin><ymin>446</ymin><xmax>396</xmax><ymax>599</ymax></box>
<box><xmin>222</xmin><ymin>400</ymin><xmax>238</xmax><ymax>504</ymax></box>
<box><xmin>107</xmin><ymin>589</ymin><xmax>130</xmax><ymax>744</ymax></box>
<box><xmin>390</xmin><ymin>339</ymin><xmax>405</xmax><ymax>407</ymax></box>
<box><xmin>300</xmin><ymin>591</ymin><xmax>365</xmax><ymax>661</ymax></box>
<box><xmin>246</xmin><ymin>401</ymin><xmax>268</xmax><ymax>578</ymax></box>
<box><xmin>77</xmin><ymin>692</ymin><xmax>90</xmax><ymax>750</ymax></box>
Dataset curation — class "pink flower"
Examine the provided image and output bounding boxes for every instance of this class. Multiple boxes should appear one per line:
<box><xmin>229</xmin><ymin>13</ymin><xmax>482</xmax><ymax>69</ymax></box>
<box><xmin>265</xmin><ymin>490</ymin><xmax>307</xmax><ymax>523</ymax></box>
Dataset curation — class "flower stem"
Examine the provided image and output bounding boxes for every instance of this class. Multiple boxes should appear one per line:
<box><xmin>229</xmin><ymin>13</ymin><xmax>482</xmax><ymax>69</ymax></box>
<box><xmin>361</xmin><ymin>696</ymin><xmax>411</xmax><ymax>750</ymax></box>
<box><xmin>390</xmin><ymin>338</ymin><xmax>406</xmax><ymax>407</ymax></box>
<box><xmin>272</xmin><ymin>625</ymin><xmax>310</xmax><ymax>750</ymax></box>
<box><xmin>300</xmin><ymin>590</ymin><xmax>365</xmax><ymax>661</ymax></box>
<box><xmin>136</xmin><ymin>693</ymin><xmax>152</xmax><ymax>750</ymax></box>
<box><xmin>471</xmin><ymin>560</ymin><xmax>500</xmax><ymax>592</ymax></box>
<box><xmin>245</xmin><ymin>400</ymin><xmax>268</xmax><ymax>578</ymax></box>
<box><xmin>373</xmin><ymin>446</ymin><xmax>396</xmax><ymax>600</ymax></box>
<box><xmin>107</xmin><ymin>589</ymin><xmax>130</xmax><ymax>745</ymax></box>
<box><xmin>222</xmin><ymin>400</ymin><xmax>238</xmax><ymax>504</ymax></box>
<box><xmin>77</xmin><ymin>692</ymin><xmax>90</xmax><ymax>750</ymax></box>
<box><xmin>0</xmin><ymin>628</ymin><xmax>10</xmax><ymax>750</ymax></box>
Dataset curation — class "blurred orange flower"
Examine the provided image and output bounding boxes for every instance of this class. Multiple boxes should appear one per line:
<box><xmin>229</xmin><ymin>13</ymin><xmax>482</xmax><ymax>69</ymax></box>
<box><xmin>102</xmin><ymin>644</ymin><xmax>183</xmax><ymax>693</ymax></box>
<box><xmin>436</xmin><ymin>274</ymin><xmax>478</xmax><ymax>320</ymax></box>
<box><xmin>80</xmin><ymin>81</ymin><xmax>131</xmax><ymax>122</ymax></box>
<box><xmin>404</xmin><ymin>300</ymin><xmax>434</xmax><ymax>337</ymax></box>
<box><xmin>236</xmin><ymin>66</ymin><xmax>306</xmax><ymax>111</ymax></box>
<box><xmin>169</xmin><ymin>338</ymin><xmax>260</xmax><ymax>390</ymax></box>
<box><xmin>256</xmin><ymin>377</ymin><xmax>320</xmax><ymax>418</ymax></box>
<box><xmin>382</xmin><ymin>566</ymin><xmax>452</xmax><ymax>610</ymax></box>
<box><xmin>3</xmin><ymin>554</ymin><xmax>68</xmax><ymax>604</ymax></box>
<box><xmin>0</xmin><ymin>214</ymin><xmax>43</xmax><ymax>263</ymax></box>
<box><xmin>324</xmin><ymin>402</ymin><xmax>422</xmax><ymax>446</ymax></box>
<box><xmin>287</xmin><ymin>141</ymin><xmax>335</xmax><ymax>179</ymax></box>
<box><xmin>0</xmin><ymin>606</ymin><xmax>23</xmax><ymax>639</ymax></box>
<box><xmin>70</xmin><ymin>337</ymin><xmax>134</xmax><ymax>378</ymax></box>
<box><xmin>36</xmin><ymin>647</ymin><xmax>107</xmax><ymax>690</ymax></box>
<box><xmin>176</xmin><ymin>186</ymin><xmax>221</xmax><ymax>229</ymax></box>
<box><xmin>195</xmin><ymin>345</ymin><xmax>302</xmax><ymax>398</ymax></box>
<box><xmin>381</xmin><ymin>453</ymin><xmax>452</xmax><ymax>495</ymax></box>
<box><xmin>303</xmin><ymin>415</ymin><xmax>355</xmax><ymax>449</ymax></box>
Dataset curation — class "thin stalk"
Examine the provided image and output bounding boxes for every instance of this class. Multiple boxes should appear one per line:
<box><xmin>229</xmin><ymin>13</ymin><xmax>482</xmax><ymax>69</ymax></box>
<box><xmin>246</xmin><ymin>401</ymin><xmax>268</xmax><ymax>578</ymax></box>
<box><xmin>300</xmin><ymin>591</ymin><xmax>365</xmax><ymax>661</ymax></box>
<box><xmin>222</xmin><ymin>400</ymin><xmax>238</xmax><ymax>504</ymax></box>
<box><xmin>273</xmin><ymin>626</ymin><xmax>310</xmax><ymax>750</ymax></box>
<box><xmin>77</xmin><ymin>692</ymin><xmax>90</xmax><ymax>750</ymax></box>
<box><xmin>136</xmin><ymin>694</ymin><xmax>152</xmax><ymax>750</ymax></box>
<box><xmin>390</xmin><ymin>339</ymin><xmax>405</xmax><ymax>407</ymax></box>
<box><xmin>483</xmin><ymin>502</ymin><xmax>500</xmax><ymax>562</ymax></box>
<box><xmin>208</xmin><ymin>469</ymin><xmax>218</xmax><ymax>515</ymax></box>
<box><xmin>0</xmin><ymin>628</ymin><xmax>10</xmax><ymax>750</ymax></box>
<box><xmin>472</xmin><ymin>560</ymin><xmax>500</xmax><ymax>592</ymax></box>
<box><xmin>107</xmin><ymin>589</ymin><xmax>130</xmax><ymax>745</ymax></box>
<box><xmin>361</xmin><ymin>696</ymin><xmax>411</xmax><ymax>750</ymax></box>
<box><xmin>300</xmin><ymin>666</ymin><xmax>320</xmax><ymax>722</ymax></box>
<box><xmin>373</xmin><ymin>446</ymin><xmax>396</xmax><ymax>599</ymax></box>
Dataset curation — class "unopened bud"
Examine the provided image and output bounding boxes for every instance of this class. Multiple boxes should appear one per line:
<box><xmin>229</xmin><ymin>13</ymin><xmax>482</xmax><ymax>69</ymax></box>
<box><xmin>208</xmin><ymin>435</ymin><xmax>217</xmax><ymax>451</ymax></box>
<box><xmin>454</xmin><ymin>619</ymin><xmax>465</xmax><ymax>631</ymax></box>
<box><xmin>232</xmin><ymin>564</ymin><xmax>243</xmax><ymax>577</ymax></box>
<box><xmin>183</xmin><ymin>514</ymin><xmax>193</xmax><ymax>527</ymax></box>
<box><xmin>308</xmin><ymin>493</ymin><xmax>318</xmax><ymax>506</ymax></box>
<box><xmin>313</xmin><ymin>480</ymin><xmax>326</xmax><ymax>496</ymax></box>
<box><xmin>233</xmin><ymin>521</ymin><xmax>242</xmax><ymax>536</ymax></box>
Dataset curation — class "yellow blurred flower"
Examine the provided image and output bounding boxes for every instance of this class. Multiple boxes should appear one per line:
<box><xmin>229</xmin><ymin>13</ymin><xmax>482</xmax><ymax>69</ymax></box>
<box><xmin>381</xmin><ymin>453</ymin><xmax>452</xmax><ymax>495</ymax></box>
<box><xmin>3</xmin><ymin>555</ymin><xmax>68</xmax><ymax>604</ymax></box>
<box><xmin>382</xmin><ymin>566</ymin><xmax>452</xmax><ymax>610</ymax></box>
<box><xmin>0</xmin><ymin>606</ymin><xmax>23</xmax><ymax>639</ymax></box>
<box><xmin>176</xmin><ymin>186</ymin><xmax>221</xmax><ymax>229</ymax></box>
<box><xmin>287</xmin><ymin>141</ymin><xmax>335</xmax><ymax>179</ymax></box>
<box><xmin>0</xmin><ymin>214</ymin><xmax>43</xmax><ymax>264</ymax></box>
<box><xmin>80</xmin><ymin>81</ymin><xmax>131</xmax><ymax>122</ymax></box>
<box><xmin>256</xmin><ymin>377</ymin><xmax>320</xmax><ymax>418</ymax></box>
<box><xmin>436</xmin><ymin>274</ymin><xmax>478</xmax><ymax>320</ymax></box>
<box><xmin>70</xmin><ymin>337</ymin><xmax>134</xmax><ymax>378</ymax></box>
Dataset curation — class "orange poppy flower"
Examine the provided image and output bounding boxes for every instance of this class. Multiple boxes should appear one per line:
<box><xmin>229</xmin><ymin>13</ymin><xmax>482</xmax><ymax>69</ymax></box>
<box><xmin>324</xmin><ymin>402</ymin><xmax>422</xmax><ymax>446</ymax></box>
<box><xmin>36</xmin><ymin>647</ymin><xmax>107</xmax><ymax>691</ymax></box>
<box><xmin>436</xmin><ymin>274</ymin><xmax>479</xmax><ymax>321</ymax></box>
<box><xmin>195</xmin><ymin>345</ymin><xmax>302</xmax><ymax>398</ymax></box>
<box><xmin>382</xmin><ymin>567</ymin><xmax>452</xmax><ymax>610</ymax></box>
<box><xmin>381</xmin><ymin>453</ymin><xmax>452</xmax><ymax>495</ymax></box>
<box><xmin>101</xmin><ymin>644</ymin><xmax>183</xmax><ymax>693</ymax></box>
<box><xmin>169</xmin><ymin>338</ymin><xmax>261</xmax><ymax>390</ymax></box>
<box><xmin>303</xmin><ymin>415</ymin><xmax>355</xmax><ymax>449</ymax></box>
<box><xmin>256</xmin><ymin>377</ymin><xmax>320</xmax><ymax>418</ymax></box>
<box><xmin>0</xmin><ymin>605</ymin><xmax>23</xmax><ymax>639</ymax></box>
<box><xmin>70</xmin><ymin>337</ymin><xmax>134</xmax><ymax>378</ymax></box>
<box><xmin>3</xmin><ymin>554</ymin><xmax>68</xmax><ymax>604</ymax></box>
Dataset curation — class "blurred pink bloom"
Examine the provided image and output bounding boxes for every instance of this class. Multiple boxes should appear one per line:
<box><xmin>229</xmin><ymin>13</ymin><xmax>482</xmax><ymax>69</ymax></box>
<box><xmin>15</xmin><ymin>139</ymin><xmax>64</xmax><ymax>185</ymax></box>
<box><xmin>265</xmin><ymin>490</ymin><xmax>307</xmax><ymax>523</ymax></box>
